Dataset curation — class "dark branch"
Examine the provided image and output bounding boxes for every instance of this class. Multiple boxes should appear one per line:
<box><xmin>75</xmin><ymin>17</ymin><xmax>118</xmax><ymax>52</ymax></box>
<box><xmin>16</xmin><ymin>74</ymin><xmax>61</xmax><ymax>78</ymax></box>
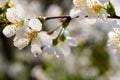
<box><xmin>107</xmin><ymin>15</ymin><xmax>120</xmax><ymax>19</ymax></box>
<box><xmin>38</xmin><ymin>15</ymin><xmax>120</xmax><ymax>21</ymax></box>
<box><xmin>43</xmin><ymin>15</ymin><xmax>71</xmax><ymax>21</ymax></box>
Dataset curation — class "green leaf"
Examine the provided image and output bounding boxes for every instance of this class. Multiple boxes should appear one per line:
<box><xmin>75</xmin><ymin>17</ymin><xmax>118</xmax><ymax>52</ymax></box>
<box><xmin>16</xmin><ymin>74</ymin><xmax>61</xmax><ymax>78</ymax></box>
<box><xmin>104</xmin><ymin>1</ymin><xmax>116</xmax><ymax>17</ymax></box>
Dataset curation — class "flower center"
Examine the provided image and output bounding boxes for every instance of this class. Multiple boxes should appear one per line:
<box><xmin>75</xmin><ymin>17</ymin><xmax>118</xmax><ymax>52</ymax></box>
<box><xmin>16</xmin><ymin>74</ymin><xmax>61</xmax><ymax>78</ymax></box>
<box><xmin>27</xmin><ymin>28</ymin><xmax>38</xmax><ymax>41</ymax></box>
<box><xmin>87</xmin><ymin>0</ymin><xmax>102</xmax><ymax>14</ymax></box>
<box><xmin>92</xmin><ymin>2</ymin><xmax>102</xmax><ymax>14</ymax></box>
<box><xmin>73</xmin><ymin>0</ymin><xmax>83</xmax><ymax>8</ymax></box>
<box><xmin>15</xmin><ymin>20</ymin><xmax>24</xmax><ymax>27</ymax></box>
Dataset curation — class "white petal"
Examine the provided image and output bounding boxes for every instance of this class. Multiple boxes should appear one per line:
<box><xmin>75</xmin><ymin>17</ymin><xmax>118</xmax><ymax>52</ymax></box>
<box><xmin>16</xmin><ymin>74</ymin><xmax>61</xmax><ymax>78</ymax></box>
<box><xmin>57</xmin><ymin>43</ymin><xmax>71</xmax><ymax>57</ymax></box>
<box><xmin>15</xmin><ymin>23</ymin><xmax>28</xmax><ymax>38</ymax></box>
<box><xmin>64</xmin><ymin>30</ymin><xmax>70</xmax><ymax>37</ymax></box>
<box><xmin>38</xmin><ymin>32</ymin><xmax>53</xmax><ymax>46</ymax></box>
<box><xmin>70</xmin><ymin>8</ymin><xmax>80</xmax><ymax>18</ymax></box>
<box><xmin>43</xmin><ymin>46</ymin><xmax>64</xmax><ymax>58</ymax></box>
<box><xmin>43</xmin><ymin>45</ymin><xmax>54</xmax><ymax>55</ymax></box>
<box><xmin>66</xmin><ymin>37</ymin><xmax>78</xmax><ymax>47</ymax></box>
<box><xmin>2</xmin><ymin>25</ymin><xmax>16</xmax><ymax>37</ymax></box>
<box><xmin>6</xmin><ymin>8</ymin><xmax>22</xmax><ymax>23</ymax></box>
<box><xmin>15</xmin><ymin>5</ymin><xmax>25</xmax><ymax>19</ymax></box>
<box><xmin>78</xmin><ymin>8</ymin><xmax>97</xmax><ymax>19</ymax></box>
<box><xmin>31</xmin><ymin>43</ymin><xmax>42</xmax><ymax>57</ymax></box>
<box><xmin>14</xmin><ymin>37</ymin><xmax>30</xmax><ymax>50</ymax></box>
<box><xmin>28</xmin><ymin>19</ymin><xmax>42</xmax><ymax>31</ymax></box>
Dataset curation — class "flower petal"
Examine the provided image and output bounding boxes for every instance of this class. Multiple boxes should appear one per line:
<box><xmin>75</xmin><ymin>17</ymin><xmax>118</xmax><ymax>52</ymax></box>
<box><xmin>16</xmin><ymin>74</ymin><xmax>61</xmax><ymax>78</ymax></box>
<box><xmin>43</xmin><ymin>46</ymin><xmax>64</xmax><ymax>58</ymax></box>
<box><xmin>70</xmin><ymin>8</ymin><xmax>80</xmax><ymax>18</ymax></box>
<box><xmin>14</xmin><ymin>37</ymin><xmax>30</xmax><ymax>50</ymax></box>
<box><xmin>38</xmin><ymin>32</ymin><xmax>53</xmax><ymax>46</ymax></box>
<box><xmin>2</xmin><ymin>25</ymin><xmax>17</xmax><ymax>37</ymax></box>
<box><xmin>66</xmin><ymin>37</ymin><xmax>78</xmax><ymax>47</ymax></box>
<box><xmin>28</xmin><ymin>19</ymin><xmax>42</xmax><ymax>31</ymax></box>
<box><xmin>31</xmin><ymin>43</ymin><xmax>42</xmax><ymax>57</ymax></box>
<box><xmin>6</xmin><ymin>8</ymin><xmax>23</xmax><ymax>23</ymax></box>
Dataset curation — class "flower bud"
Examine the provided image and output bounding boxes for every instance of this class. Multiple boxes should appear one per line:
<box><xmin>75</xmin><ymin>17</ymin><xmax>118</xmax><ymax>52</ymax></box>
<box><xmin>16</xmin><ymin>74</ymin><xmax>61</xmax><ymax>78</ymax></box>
<box><xmin>31</xmin><ymin>43</ymin><xmax>42</xmax><ymax>57</ymax></box>
<box><xmin>3</xmin><ymin>25</ymin><xmax>16</xmax><ymax>37</ymax></box>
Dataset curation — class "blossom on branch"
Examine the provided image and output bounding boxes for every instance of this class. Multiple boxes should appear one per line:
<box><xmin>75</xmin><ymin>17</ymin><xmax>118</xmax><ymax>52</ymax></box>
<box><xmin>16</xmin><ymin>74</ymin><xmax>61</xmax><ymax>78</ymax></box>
<box><xmin>70</xmin><ymin>0</ymin><xmax>109</xmax><ymax>19</ymax></box>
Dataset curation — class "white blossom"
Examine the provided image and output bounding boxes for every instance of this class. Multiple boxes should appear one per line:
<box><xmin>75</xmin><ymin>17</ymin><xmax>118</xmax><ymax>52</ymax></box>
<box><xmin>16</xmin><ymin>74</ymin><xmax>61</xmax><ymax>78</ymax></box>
<box><xmin>30</xmin><ymin>31</ymin><xmax>53</xmax><ymax>57</ymax></box>
<box><xmin>71</xmin><ymin>0</ymin><xmax>109</xmax><ymax>19</ymax></box>
<box><xmin>107</xmin><ymin>27</ymin><xmax>120</xmax><ymax>65</ymax></box>
<box><xmin>87</xmin><ymin>0</ymin><xmax>102</xmax><ymax>14</ymax></box>
<box><xmin>13</xmin><ymin>18</ymin><xmax>43</xmax><ymax>57</ymax></box>
<box><xmin>108</xmin><ymin>28</ymin><xmax>120</xmax><ymax>49</ymax></box>
<box><xmin>73</xmin><ymin>0</ymin><xmax>87</xmax><ymax>8</ymax></box>
<box><xmin>6</xmin><ymin>6</ymin><xmax>25</xmax><ymax>23</ymax></box>
<box><xmin>3</xmin><ymin>2</ymin><xmax>25</xmax><ymax>38</ymax></box>
<box><xmin>52</xmin><ymin>30</ymin><xmax>78</xmax><ymax>57</ymax></box>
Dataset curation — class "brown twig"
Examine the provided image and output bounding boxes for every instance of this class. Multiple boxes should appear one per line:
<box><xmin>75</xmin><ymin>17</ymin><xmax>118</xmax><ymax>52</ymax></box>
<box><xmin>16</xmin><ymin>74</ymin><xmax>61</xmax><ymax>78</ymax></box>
<box><xmin>38</xmin><ymin>15</ymin><xmax>120</xmax><ymax>21</ymax></box>
<box><xmin>43</xmin><ymin>15</ymin><xmax>71</xmax><ymax>21</ymax></box>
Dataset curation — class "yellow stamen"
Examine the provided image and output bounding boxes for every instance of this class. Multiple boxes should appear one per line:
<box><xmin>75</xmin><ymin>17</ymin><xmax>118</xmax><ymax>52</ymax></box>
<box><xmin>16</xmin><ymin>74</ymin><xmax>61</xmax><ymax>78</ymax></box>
<box><xmin>73</xmin><ymin>0</ymin><xmax>83</xmax><ymax>8</ymax></box>
<box><xmin>27</xmin><ymin>28</ymin><xmax>38</xmax><ymax>41</ymax></box>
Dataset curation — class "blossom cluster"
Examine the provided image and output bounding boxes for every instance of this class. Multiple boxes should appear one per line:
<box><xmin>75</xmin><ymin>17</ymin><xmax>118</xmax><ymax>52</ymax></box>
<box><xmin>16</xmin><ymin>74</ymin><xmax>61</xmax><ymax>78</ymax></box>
<box><xmin>1</xmin><ymin>0</ymin><xmax>120</xmax><ymax>79</ymax></box>
<box><xmin>69</xmin><ymin>0</ymin><xmax>120</xmax><ymax>62</ymax></box>
<box><xmin>0</xmin><ymin>0</ymin><xmax>77</xmax><ymax>57</ymax></box>
<box><xmin>1</xmin><ymin>0</ymin><xmax>120</xmax><ymax>60</ymax></box>
<box><xmin>70</xmin><ymin>0</ymin><xmax>110</xmax><ymax>19</ymax></box>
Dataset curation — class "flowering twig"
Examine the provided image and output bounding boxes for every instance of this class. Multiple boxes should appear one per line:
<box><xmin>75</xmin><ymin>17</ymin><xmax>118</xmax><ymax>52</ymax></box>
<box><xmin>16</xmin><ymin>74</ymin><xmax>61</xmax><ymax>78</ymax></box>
<box><xmin>1</xmin><ymin>0</ymin><xmax>120</xmax><ymax>58</ymax></box>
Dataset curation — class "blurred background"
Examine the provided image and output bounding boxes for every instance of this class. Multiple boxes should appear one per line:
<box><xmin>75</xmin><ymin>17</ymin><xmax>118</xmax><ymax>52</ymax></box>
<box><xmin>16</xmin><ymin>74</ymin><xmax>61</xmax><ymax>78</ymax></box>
<box><xmin>0</xmin><ymin>0</ymin><xmax>120</xmax><ymax>80</ymax></box>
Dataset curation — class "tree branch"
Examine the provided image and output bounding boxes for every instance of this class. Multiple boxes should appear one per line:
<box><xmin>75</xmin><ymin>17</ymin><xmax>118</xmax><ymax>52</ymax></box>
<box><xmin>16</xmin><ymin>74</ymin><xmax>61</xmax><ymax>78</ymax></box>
<box><xmin>107</xmin><ymin>15</ymin><xmax>120</xmax><ymax>19</ymax></box>
<box><xmin>43</xmin><ymin>15</ymin><xmax>71</xmax><ymax>21</ymax></box>
<box><xmin>38</xmin><ymin>15</ymin><xmax>120</xmax><ymax>22</ymax></box>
